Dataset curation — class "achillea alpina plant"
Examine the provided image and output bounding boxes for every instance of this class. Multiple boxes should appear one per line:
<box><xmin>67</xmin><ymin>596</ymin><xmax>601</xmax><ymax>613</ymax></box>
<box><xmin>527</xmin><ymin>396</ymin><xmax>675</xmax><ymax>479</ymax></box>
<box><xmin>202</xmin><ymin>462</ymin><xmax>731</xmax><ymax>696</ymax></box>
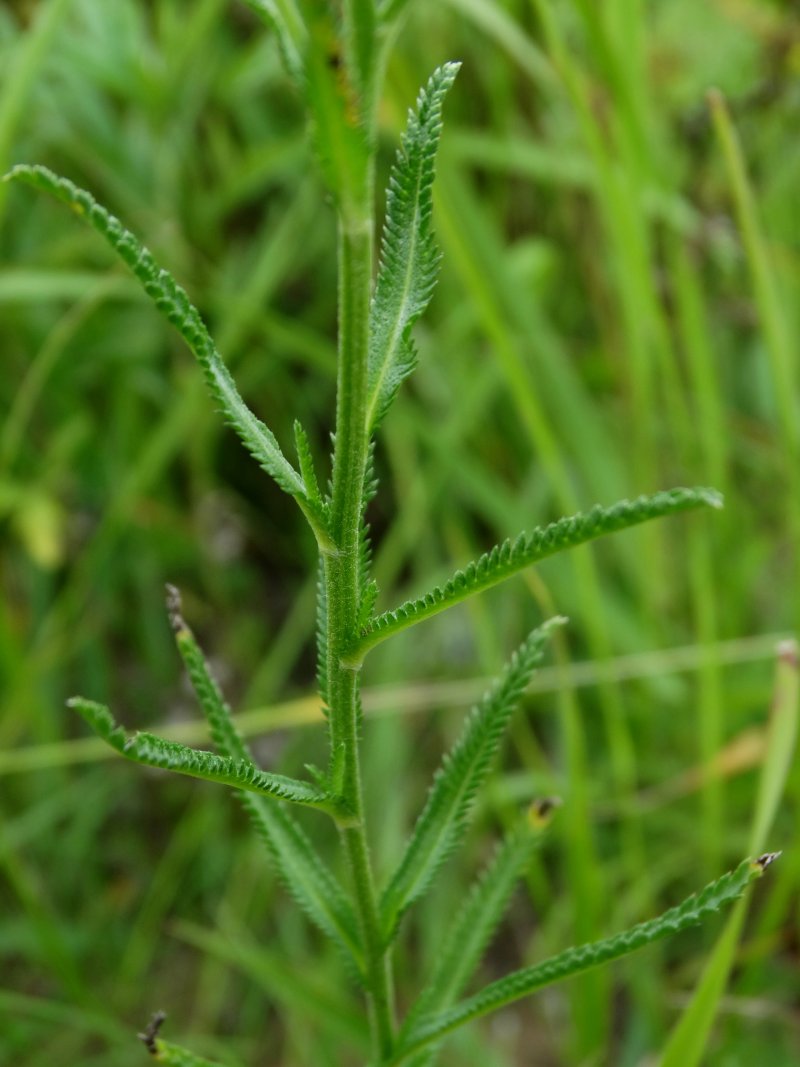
<box><xmin>4</xmin><ymin>2</ymin><xmax>778</xmax><ymax>1064</ymax></box>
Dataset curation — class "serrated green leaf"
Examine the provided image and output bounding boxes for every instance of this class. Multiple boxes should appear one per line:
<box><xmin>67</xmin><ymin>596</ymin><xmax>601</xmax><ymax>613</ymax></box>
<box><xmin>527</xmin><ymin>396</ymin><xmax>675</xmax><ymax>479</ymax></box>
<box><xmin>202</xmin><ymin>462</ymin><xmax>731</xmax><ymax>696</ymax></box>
<box><xmin>345</xmin><ymin>487</ymin><xmax>722</xmax><ymax>665</ymax></box>
<box><xmin>380</xmin><ymin>618</ymin><xmax>565</xmax><ymax>944</ymax></box>
<box><xmin>316</xmin><ymin>558</ymin><xmax>331</xmax><ymax>714</ymax></box>
<box><xmin>390</xmin><ymin>856</ymin><xmax>778</xmax><ymax>1065</ymax></box>
<box><xmin>243</xmin><ymin>794</ymin><xmax>364</xmax><ymax>968</ymax></box>
<box><xmin>151</xmin><ymin>1041</ymin><xmax>226</xmax><ymax>1067</ymax></box>
<box><xmin>366</xmin><ymin>62</ymin><xmax>460</xmax><ymax>432</ymax></box>
<box><xmin>69</xmin><ymin>697</ymin><xmax>352</xmax><ymax>822</ymax></box>
<box><xmin>165</xmin><ymin>587</ymin><xmax>362</xmax><ymax>968</ymax></box>
<box><xmin>3</xmin><ymin>165</ymin><xmax>336</xmax><ymax>545</ymax></box>
<box><xmin>294</xmin><ymin>419</ymin><xmax>326</xmax><ymax>512</ymax></box>
<box><xmin>405</xmin><ymin>806</ymin><xmax>556</xmax><ymax>1067</ymax></box>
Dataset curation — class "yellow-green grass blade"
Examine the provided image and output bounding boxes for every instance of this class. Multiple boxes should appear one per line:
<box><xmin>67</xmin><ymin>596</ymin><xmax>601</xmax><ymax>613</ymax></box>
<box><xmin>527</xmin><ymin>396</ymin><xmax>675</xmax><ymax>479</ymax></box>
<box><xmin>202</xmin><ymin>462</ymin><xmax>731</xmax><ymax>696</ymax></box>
<box><xmin>659</xmin><ymin>641</ymin><xmax>798</xmax><ymax>1067</ymax></box>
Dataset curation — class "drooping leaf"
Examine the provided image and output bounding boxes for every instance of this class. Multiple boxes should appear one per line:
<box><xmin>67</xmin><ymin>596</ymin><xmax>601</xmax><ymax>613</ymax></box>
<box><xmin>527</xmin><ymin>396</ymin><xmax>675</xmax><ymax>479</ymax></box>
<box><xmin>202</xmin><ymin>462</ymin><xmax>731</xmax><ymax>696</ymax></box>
<box><xmin>404</xmin><ymin>801</ymin><xmax>558</xmax><ymax>1067</ymax></box>
<box><xmin>344</xmin><ymin>487</ymin><xmax>722</xmax><ymax>665</ymax></box>
<box><xmin>69</xmin><ymin>697</ymin><xmax>353</xmax><ymax>821</ymax></box>
<box><xmin>380</xmin><ymin>618</ymin><xmax>565</xmax><ymax>944</ymax></box>
<box><xmin>391</xmin><ymin>855</ymin><xmax>779</xmax><ymax>1066</ymax></box>
<box><xmin>165</xmin><ymin>587</ymin><xmax>362</xmax><ymax>967</ymax></box>
<box><xmin>366</xmin><ymin>62</ymin><xmax>460</xmax><ymax>432</ymax></box>
<box><xmin>3</xmin><ymin>165</ymin><xmax>333</xmax><ymax>547</ymax></box>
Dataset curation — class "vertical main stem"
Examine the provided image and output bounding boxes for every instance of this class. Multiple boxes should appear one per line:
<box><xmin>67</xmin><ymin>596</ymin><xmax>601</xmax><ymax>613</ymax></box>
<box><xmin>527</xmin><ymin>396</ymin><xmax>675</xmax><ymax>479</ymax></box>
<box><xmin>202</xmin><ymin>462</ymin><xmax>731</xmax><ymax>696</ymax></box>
<box><xmin>327</xmin><ymin>206</ymin><xmax>396</xmax><ymax>1057</ymax></box>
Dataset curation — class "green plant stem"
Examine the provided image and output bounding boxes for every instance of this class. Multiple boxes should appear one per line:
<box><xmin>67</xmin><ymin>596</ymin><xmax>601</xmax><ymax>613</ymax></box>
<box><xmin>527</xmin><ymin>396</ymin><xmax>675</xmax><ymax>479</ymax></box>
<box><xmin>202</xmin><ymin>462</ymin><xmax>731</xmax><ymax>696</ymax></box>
<box><xmin>327</xmin><ymin>156</ymin><xmax>396</xmax><ymax>1058</ymax></box>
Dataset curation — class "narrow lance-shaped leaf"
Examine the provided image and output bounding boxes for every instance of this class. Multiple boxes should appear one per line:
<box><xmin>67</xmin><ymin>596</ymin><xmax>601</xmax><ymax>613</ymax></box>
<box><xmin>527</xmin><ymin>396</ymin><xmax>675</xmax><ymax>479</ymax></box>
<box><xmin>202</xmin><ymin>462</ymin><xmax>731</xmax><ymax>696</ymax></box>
<box><xmin>366</xmin><ymin>62</ymin><xmax>460</xmax><ymax>432</ymax></box>
<box><xmin>380</xmin><ymin>618</ymin><xmax>565</xmax><ymax>945</ymax></box>
<box><xmin>69</xmin><ymin>697</ymin><xmax>353</xmax><ymax>822</ymax></box>
<box><xmin>294</xmin><ymin>420</ymin><xmax>326</xmax><ymax>515</ymax></box>
<box><xmin>165</xmin><ymin>587</ymin><xmax>363</xmax><ymax>969</ymax></box>
<box><xmin>3</xmin><ymin>165</ymin><xmax>333</xmax><ymax>549</ymax></box>
<box><xmin>389</xmin><ymin>855</ymin><xmax>780</xmax><ymax>1066</ymax></box>
<box><xmin>404</xmin><ymin>800</ymin><xmax>559</xmax><ymax>1067</ymax></box>
<box><xmin>345</xmin><ymin>487</ymin><xmax>722</xmax><ymax>665</ymax></box>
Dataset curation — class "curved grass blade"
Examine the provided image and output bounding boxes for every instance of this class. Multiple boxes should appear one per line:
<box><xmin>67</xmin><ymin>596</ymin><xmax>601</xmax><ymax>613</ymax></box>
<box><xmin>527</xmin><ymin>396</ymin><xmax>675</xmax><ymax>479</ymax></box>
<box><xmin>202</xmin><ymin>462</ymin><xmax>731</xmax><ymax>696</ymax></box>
<box><xmin>241</xmin><ymin>0</ymin><xmax>306</xmax><ymax>84</ymax></box>
<box><xmin>2</xmin><ymin>165</ymin><xmax>333</xmax><ymax>548</ymax></box>
<box><xmin>165</xmin><ymin>587</ymin><xmax>363</xmax><ymax>969</ymax></box>
<box><xmin>390</xmin><ymin>855</ymin><xmax>779</xmax><ymax>1066</ymax></box>
<box><xmin>345</xmin><ymin>487</ymin><xmax>722</xmax><ymax>665</ymax></box>
<box><xmin>404</xmin><ymin>800</ymin><xmax>558</xmax><ymax>1067</ymax></box>
<box><xmin>366</xmin><ymin>62</ymin><xmax>460</xmax><ymax>433</ymax></box>
<box><xmin>139</xmin><ymin>1012</ymin><xmax>227</xmax><ymax>1066</ymax></box>
<box><xmin>69</xmin><ymin>697</ymin><xmax>353</xmax><ymax>822</ymax></box>
<box><xmin>380</xmin><ymin>618</ymin><xmax>565</xmax><ymax>945</ymax></box>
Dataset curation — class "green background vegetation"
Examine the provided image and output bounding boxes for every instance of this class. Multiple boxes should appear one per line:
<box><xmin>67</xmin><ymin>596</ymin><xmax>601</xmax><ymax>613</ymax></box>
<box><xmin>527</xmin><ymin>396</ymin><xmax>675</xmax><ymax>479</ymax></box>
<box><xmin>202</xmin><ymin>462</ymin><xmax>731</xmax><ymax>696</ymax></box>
<box><xmin>1</xmin><ymin>0</ymin><xmax>798</xmax><ymax>1063</ymax></box>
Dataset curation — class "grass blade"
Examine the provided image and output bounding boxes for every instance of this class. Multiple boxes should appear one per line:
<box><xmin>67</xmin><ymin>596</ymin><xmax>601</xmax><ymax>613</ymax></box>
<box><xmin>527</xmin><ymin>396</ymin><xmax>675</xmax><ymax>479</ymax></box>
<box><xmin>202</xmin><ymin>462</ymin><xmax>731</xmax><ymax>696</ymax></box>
<box><xmin>659</xmin><ymin>641</ymin><xmax>798</xmax><ymax>1067</ymax></box>
<box><xmin>241</xmin><ymin>0</ymin><xmax>306</xmax><ymax>83</ymax></box>
<box><xmin>391</xmin><ymin>855</ymin><xmax>779</xmax><ymax>1066</ymax></box>
<box><xmin>379</xmin><ymin>618</ymin><xmax>565</xmax><ymax>944</ymax></box>
<box><xmin>345</xmin><ymin>488</ymin><xmax>722</xmax><ymax>665</ymax></box>
<box><xmin>366</xmin><ymin>62</ymin><xmax>460</xmax><ymax>432</ymax></box>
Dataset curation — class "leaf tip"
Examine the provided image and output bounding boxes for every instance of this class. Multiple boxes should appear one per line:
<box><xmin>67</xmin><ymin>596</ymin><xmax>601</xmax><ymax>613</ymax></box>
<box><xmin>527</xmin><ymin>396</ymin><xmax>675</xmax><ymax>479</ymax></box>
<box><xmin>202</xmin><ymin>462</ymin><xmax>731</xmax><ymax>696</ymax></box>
<box><xmin>751</xmin><ymin>851</ymin><xmax>781</xmax><ymax>875</ymax></box>
<box><xmin>528</xmin><ymin>795</ymin><xmax>562</xmax><ymax>830</ymax></box>
<box><xmin>138</xmin><ymin>1011</ymin><xmax>167</xmax><ymax>1056</ymax></box>
<box><xmin>165</xmin><ymin>582</ymin><xmax>188</xmax><ymax>635</ymax></box>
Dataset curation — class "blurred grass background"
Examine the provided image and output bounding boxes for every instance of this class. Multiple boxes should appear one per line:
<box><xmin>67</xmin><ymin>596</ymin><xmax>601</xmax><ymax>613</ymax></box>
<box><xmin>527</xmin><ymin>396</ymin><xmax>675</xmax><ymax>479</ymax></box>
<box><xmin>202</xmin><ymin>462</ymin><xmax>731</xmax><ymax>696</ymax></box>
<box><xmin>1</xmin><ymin>0</ymin><xmax>799</xmax><ymax>1064</ymax></box>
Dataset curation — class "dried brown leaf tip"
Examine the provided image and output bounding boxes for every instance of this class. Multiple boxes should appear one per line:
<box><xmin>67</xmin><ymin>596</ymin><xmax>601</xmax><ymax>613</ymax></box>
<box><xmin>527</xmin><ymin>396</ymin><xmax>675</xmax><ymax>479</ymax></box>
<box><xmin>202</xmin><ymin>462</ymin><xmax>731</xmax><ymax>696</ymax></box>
<box><xmin>751</xmin><ymin>851</ymin><xmax>781</xmax><ymax>874</ymax></box>
<box><xmin>138</xmin><ymin>1011</ymin><xmax>167</xmax><ymax>1055</ymax></box>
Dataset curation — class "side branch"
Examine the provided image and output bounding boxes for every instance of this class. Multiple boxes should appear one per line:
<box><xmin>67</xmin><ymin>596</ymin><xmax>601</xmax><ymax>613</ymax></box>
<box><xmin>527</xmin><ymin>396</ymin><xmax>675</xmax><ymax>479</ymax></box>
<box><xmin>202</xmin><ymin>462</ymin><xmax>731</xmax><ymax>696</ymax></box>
<box><xmin>344</xmin><ymin>487</ymin><xmax>722</xmax><ymax>666</ymax></box>
<box><xmin>69</xmin><ymin>698</ymin><xmax>354</xmax><ymax>824</ymax></box>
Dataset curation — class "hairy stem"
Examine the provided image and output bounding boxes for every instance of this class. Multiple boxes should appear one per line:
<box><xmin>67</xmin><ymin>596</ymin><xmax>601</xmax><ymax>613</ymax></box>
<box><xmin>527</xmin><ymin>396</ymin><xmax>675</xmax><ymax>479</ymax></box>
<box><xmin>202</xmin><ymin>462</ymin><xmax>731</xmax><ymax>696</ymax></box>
<box><xmin>325</xmin><ymin>56</ymin><xmax>396</xmax><ymax>1053</ymax></box>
